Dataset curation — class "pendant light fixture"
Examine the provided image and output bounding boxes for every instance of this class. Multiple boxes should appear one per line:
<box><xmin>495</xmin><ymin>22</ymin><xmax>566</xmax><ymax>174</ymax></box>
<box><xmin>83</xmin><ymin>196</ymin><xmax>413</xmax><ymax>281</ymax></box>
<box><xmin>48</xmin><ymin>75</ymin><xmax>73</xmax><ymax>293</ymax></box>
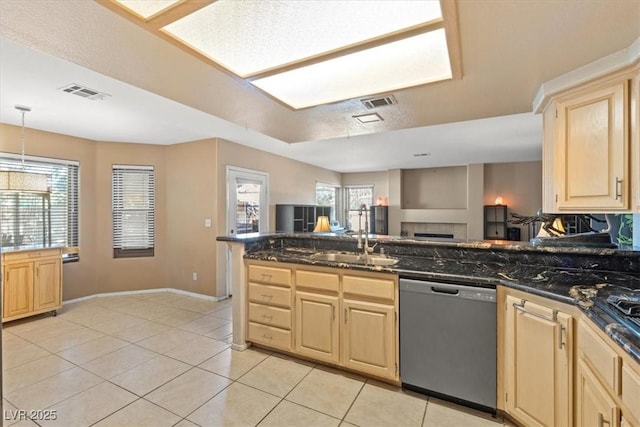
<box><xmin>0</xmin><ymin>106</ymin><xmax>49</xmax><ymax>193</ymax></box>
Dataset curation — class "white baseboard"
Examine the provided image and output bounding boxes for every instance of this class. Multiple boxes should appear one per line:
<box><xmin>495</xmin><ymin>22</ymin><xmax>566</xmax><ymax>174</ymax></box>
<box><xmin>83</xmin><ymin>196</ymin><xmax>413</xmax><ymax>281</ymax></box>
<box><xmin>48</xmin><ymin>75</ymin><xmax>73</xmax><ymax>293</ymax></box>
<box><xmin>64</xmin><ymin>288</ymin><xmax>229</xmax><ymax>305</ymax></box>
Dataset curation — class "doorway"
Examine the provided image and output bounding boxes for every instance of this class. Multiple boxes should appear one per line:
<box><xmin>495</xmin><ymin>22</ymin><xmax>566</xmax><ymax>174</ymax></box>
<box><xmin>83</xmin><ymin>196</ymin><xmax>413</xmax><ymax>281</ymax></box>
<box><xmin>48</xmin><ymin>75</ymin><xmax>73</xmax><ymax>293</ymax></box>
<box><xmin>225</xmin><ymin>166</ymin><xmax>269</xmax><ymax>295</ymax></box>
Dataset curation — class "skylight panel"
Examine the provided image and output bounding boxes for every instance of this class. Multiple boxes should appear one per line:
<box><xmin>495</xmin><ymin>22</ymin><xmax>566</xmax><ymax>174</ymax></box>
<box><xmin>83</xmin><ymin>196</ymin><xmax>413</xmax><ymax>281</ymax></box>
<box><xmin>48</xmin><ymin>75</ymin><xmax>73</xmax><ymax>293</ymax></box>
<box><xmin>115</xmin><ymin>0</ymin><xmax>181</xmax><ymax>19</ymax></box>
<box><xmin>252</xmin><ymin>29</ymin><xmax>453</xmax><ymax>109</ymax></box>
<box><xmin>163</xmin><ymin>0</ymin><xmax>442</xmax><ymax>77</ymax></box>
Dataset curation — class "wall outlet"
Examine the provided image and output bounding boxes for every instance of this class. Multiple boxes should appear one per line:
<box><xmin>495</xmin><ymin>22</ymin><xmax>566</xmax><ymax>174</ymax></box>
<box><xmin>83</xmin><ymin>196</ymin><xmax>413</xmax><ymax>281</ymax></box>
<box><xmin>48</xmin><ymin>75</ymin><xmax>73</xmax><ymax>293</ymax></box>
<box><xmin>192</xmin><ymin>272</ymin><xmax>197</xmax><ymax>281</ymax></box>
<box><xmin>204</xmin><ymin>218</ymin><xmax>212</xmax><ymax>228</ymax></box>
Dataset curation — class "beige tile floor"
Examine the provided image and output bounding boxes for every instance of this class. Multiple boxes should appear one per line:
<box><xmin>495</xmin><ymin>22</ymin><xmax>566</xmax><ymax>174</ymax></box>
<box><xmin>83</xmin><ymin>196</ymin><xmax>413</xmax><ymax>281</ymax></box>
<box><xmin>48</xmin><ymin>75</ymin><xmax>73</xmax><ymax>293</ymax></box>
<box><xmin>2</xmin><ymin>292</ymin><xmax>507</xmax><ymax>426</ymax></box>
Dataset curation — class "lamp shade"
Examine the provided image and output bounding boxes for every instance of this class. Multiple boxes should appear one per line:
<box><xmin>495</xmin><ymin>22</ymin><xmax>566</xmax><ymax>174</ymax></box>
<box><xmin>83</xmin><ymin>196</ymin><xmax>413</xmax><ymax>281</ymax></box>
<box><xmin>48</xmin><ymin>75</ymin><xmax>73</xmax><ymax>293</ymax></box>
<box><xmin>0</xmin><ymin>171</ymin><xmax>49</xmax><ymax>193</ymax></box>
<box><xmin>314</xmin><ymin>216</ymin><xmax>332</xmax><ymax>232</ymax></box>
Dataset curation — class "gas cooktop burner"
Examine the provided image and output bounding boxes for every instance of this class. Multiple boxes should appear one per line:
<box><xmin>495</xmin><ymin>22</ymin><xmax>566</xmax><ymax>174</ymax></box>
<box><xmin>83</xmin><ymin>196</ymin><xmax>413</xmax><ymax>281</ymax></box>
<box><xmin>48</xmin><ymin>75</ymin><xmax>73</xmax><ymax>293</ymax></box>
<box><xmin>606</xmin><ymin>295</ymin><xmax>640</xmax><ymax>317</ymax></box>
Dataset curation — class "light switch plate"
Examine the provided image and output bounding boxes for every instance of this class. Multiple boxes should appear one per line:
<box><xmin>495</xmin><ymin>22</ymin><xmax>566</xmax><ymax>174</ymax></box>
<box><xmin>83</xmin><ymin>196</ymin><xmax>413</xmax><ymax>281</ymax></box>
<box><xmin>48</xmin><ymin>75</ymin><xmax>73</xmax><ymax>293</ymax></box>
<box><xmin>204</xmin><ymin>218</ymin><xmax>212</xmax><ymax>228</ymax></box>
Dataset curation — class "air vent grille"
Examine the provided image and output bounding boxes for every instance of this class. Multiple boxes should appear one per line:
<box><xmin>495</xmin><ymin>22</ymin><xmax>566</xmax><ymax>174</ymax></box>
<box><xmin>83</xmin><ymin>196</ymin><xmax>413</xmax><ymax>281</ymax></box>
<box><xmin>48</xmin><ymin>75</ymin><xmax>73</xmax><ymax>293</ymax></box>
<box><xmin>361</xmin><ymin>95</ymin><xmax>396</xmax><ymax>109</ymax></box>
<box><xmin>59</xmin><ymin>84</ymin><xmax>110</xmax><ymax>101</ymax></box>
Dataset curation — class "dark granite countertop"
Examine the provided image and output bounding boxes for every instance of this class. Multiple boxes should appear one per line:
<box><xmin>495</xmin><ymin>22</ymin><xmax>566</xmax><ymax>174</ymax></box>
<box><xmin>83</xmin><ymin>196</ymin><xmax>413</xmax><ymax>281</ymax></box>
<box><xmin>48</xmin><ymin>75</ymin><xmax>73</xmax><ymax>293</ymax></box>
<box><xmin>232</xmin><ymin>233</ymin><xmax>640</xmax><ymax>363</ymax></box>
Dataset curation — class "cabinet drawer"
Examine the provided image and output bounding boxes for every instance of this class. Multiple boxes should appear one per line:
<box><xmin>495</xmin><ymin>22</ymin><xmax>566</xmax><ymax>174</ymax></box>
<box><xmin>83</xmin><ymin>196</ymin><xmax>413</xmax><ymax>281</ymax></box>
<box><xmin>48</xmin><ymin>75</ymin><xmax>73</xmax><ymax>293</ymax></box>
<box><xmin>579</xmin><ymin>322</ymin><xmax>621</xmax><ymax>393</ymax></box>
<box><xmin>622</xmin><ymin>364</ymin><xmax>640</xmax><ymax>422</ymax></box>
<box><xmin>248</xmin><ymin>322</ymin><xmax>292</xmax><ymax>351</ymax></box>
<box><xmin>248</xmin><ymin>283</ymin><xmax>291</xmax><ymax>308</ymax></box>
<box><xmin>343</xmin><ymin>275</ymin><xmax>395</xmax><ymax>302</ymax></box>
<box><xmin>248</xmin><ymin>264</ymin><xmax>291</xmax><ymax>287</ymax></box>
<box><xmin>3</xmin><ymin>248</ymin><xmax>61</xmax><ymax>262</ymax></box>
<box><xmin>249</xmin><ymin>303</ymin><xmax>291</xmax><ymax>329</ymax></box>
<box><xmin>296</xmin><ymin>270</ymin><xmax>339</xmax><ymax>293</ymax></box>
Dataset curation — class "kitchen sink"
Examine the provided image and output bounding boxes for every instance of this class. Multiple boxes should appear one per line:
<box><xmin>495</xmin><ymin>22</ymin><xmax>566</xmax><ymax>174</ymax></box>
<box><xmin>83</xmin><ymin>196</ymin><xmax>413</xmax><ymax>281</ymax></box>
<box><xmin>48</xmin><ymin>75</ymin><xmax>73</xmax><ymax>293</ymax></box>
<box><xmin>311</xmin><ymin>252</ymin><xmax>399</xmax><ymax>266</ymax></box>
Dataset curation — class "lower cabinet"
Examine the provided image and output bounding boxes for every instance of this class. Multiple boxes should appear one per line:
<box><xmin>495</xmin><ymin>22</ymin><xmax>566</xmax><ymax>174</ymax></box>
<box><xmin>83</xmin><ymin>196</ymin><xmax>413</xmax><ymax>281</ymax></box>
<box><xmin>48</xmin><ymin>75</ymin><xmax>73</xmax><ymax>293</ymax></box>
<box><xmin>2</xmin><ymin>248</ymin><xmax>63</xmax><ymax>322</ymax></box>
<box><xmin>295</xmin><ymin>291</ymin><xmax>339</xmax><ymax>364</ymax></box>
<box><xmin>503</xmin><ymin>294</ymin><xmax>573</xmax><ymax>427</ymax></box>
<box><xmin>576</xmin><ymin>359</ymin><xmax>620</xmax><ymax>427</ymax></box>
<box><xmin>247</xmin><ymin>261</ymin><xmax>398</xmax><ymax>381</ymax></box>
<box><xmin>342</xmin><ymin>299</ymin><xmax>396</xmax><ymax>379</ymax></box>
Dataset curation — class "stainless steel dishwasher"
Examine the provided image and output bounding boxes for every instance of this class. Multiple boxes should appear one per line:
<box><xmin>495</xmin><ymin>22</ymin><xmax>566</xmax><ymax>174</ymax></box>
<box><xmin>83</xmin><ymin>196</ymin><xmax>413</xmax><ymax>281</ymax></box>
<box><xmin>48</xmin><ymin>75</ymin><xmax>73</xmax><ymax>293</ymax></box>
<box><xmin>399</xmin><ymin>278</ymin><xmax>497</xmax><ymax>413</ymax></box>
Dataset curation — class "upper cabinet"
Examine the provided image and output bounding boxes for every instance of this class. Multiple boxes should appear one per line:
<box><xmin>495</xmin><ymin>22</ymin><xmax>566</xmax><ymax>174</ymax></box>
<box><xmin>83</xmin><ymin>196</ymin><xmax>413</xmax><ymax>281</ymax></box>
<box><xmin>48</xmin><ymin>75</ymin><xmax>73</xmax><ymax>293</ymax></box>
<box><xmin>536</xmin><ymin>37</ymin><xmax>640</xmax><ymax>213</ymax></box>
<box><xmin>542</xmin><ymin>71</ymin><xmax>636</xmax><ymax>212</ymax></box>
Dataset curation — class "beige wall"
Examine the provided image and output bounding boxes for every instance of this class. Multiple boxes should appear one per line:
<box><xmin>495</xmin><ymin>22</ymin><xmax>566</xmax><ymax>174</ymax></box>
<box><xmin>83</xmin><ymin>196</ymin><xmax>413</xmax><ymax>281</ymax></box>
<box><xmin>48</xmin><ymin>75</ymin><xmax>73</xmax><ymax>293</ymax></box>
<box><xmin>166</xmin><ymin>140</ymin><xmax>219</xmax><ymax>296</ymax></box>
<box><xmin>401</xmin><ymin>166</ymin><xmax>468</xmax><ymax>209</ymax></box>
<box><xmin>1</xmin><ymin>125</ymin><xmax>341</xmax><ymax>300</ymax></box>
<box><xmin>484</xmin><ymin>161</ymin><xmax>542</xmax><ymax>240</ymax></box>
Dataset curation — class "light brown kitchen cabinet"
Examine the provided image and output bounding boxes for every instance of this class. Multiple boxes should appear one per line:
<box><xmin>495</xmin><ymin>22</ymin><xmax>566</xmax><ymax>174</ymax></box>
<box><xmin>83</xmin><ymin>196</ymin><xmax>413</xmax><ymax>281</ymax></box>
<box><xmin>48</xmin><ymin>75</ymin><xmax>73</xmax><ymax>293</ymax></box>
<box><xmin>577</xmin><ymin>319</ymin><xmax>640</xmax><ymax>427</ymax></box>
<box><xmin>295</xmin><ymin>291</ymin><xmax>339</xmax><ymax>364</ymax></box>
<box><xmin>2</xmin><ymin>248</ymin><xmax>63</xmax><ymax>322</ymax></box>
<box><xmin>541</xmin><ymin>66</ymin><xmax>639</xmax><ymax>213</ymax></box>
<box><xmin>576</xmin><ymin>358</ymin><xmax>621</xmax><ymax>427</ymax></box>
<box><xmin>342</xmin><ymin>299</ymin><xmax>396</xmax><ymax>379</ymax></box>
<box><xmin>246</xmin><ymin>261</ymin><xmax>399</xmax><ymax>382</ymax></box>
<box><xmin>246</xmin><ymin>263</ymin><xmax>293</xmax><ymax>351</ymax></box>
<box><xmin>633</xmin><ymin>69</ymin><xmax>640</xmax><ymax>211</ymax></box>
<box><xmin>503</xmin><ymin>295</ymin><xmax>573</xmax><ymax>427</ymax></box>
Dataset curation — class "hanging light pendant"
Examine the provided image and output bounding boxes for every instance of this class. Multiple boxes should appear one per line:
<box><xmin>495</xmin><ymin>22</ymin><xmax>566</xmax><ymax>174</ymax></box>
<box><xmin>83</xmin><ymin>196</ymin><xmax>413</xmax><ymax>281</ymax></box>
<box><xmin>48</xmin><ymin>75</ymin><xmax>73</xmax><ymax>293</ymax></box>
<box><xmin>0</xmin><ymin>106</ymin><xmax>49</xmax><ymax>193</ymax></box>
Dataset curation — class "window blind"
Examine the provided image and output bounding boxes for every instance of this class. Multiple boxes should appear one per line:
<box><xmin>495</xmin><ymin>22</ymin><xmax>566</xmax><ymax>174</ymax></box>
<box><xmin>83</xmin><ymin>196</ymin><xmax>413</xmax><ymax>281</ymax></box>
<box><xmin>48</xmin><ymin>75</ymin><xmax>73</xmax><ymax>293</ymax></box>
<box><xmin>112</xmin><ymin>165</ymin><xmax>155</xmax><ymax>258</ymax></box>
<box><xmin>0</xmin><ymin>154</ymin><xmax>79</xmax><ymax>261</ymax></box>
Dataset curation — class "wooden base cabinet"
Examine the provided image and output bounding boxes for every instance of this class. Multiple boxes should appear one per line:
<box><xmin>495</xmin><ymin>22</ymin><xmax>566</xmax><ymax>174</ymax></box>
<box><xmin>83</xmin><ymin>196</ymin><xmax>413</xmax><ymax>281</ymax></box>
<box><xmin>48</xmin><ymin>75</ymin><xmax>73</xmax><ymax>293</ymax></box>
<box><xmin>503</xmin><ymin>295</ymin><xmax>572</xmax><ymax>427</ymax></box>
<box><xmin>577</xmin><ymin>359</ymin><xmax>621</xmax><ymax>427</ymax></box>
<box><xmin>295</xmin><ymin>291</ymin><xmax>339</xmax><ymax>364</ymax></box>
<box><xmin>246</xmin><ymin>261</ymin><xmax>399</xmax><ymax>382</ymax></box>
<box><xmin>342</xmin><ymin>299</ymin><xmax>396</xmax><ymax>379</ymax></box>
<box><xmin>2</xmin><ymin>248</ymin><xmax>62</xmax><ymax>322</ymax></box>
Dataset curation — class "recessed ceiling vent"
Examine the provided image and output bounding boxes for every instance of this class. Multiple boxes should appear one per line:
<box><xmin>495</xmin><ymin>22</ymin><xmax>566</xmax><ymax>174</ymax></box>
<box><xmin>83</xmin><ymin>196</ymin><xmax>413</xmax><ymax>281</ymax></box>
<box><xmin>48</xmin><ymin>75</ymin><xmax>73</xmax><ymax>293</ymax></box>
<box><xmin>361</xmin><ymin>95</ymin><xmax>396</xmax><ymax>109</ymax></box>
<box><xmin>59</xmin><ymin>84</ymin><xmax>111</xmax><ymax>101</ymax></box>
<box><xmin>353</xmin><ymin>113</ymin><xmax>384</xmax><ymax>124</ymax></box>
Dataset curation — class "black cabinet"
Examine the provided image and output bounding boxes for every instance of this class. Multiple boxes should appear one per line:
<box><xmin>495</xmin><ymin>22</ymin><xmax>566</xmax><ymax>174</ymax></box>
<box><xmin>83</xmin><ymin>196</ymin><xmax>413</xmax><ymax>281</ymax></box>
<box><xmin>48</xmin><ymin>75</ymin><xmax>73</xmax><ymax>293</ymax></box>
<box><xmin>370</xmin><ymin>205</ymin><xmax>388</xmax><ymax>235</ymax></box>
<box><xmin>484</xmin><ymin>205</ymin><xmax>508</xmax><ymax>239</ymax></box>
<box><xmin>276</xmin><ymin>204</ymin><xmax>332</xmax><ymax>233</ymax></box>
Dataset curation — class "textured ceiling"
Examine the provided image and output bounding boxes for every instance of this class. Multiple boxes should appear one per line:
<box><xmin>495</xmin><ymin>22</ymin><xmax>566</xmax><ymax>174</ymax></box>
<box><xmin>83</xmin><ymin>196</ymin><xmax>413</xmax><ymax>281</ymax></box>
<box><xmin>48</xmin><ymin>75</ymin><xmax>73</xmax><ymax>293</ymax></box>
<box><xmin>0</xmin><ymin>0</ymin><xmax>638</xmax><ymax>172</ymax></box>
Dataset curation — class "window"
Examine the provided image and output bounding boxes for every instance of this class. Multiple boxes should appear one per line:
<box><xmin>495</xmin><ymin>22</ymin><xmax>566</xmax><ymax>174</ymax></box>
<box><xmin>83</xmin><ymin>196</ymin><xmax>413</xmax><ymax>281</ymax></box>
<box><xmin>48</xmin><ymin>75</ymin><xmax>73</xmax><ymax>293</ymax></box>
<box><xmin>344</xmin><ymin>185</ymin><xmax>373</xmax><ymax>231</ymax></box>
<box><xmin>315</xmin><ymin>182</ymin><xmax>339</xmax><ymax>222</ymax></box>
<box><xmin>112</xmin><ymin>165</ymin><xmax>155</xmax><ymax>258</ymax></box>
<box><xmin>0</xmin><ymin>154</ymin><xmax>79</xmax><ymax>261</ymax></box>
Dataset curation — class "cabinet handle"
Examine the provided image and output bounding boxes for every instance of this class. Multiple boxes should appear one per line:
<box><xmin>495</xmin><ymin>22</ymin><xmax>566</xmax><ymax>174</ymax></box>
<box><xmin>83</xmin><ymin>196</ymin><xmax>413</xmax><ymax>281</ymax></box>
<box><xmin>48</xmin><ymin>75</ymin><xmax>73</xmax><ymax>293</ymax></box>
<box><xmin>261</xmin><ymin>314</ymin><xmax>273</xmax><ymax>321</ymax></box>
<box><xmin>332</xmin><ymin>305</ymin><xmax>335</xmax><ymax>321</ymax></box>
<box><xmin>344</xmin><ymin>308</ymin><xmax>347</xmax><ymax>323</ymax></box>
<box><xmin>261</xmin><ymin>273</ymin><xmax>272</xmax><ymax>282</ymax></box>
<box><xmin>262</xmin><ymin>334</ymin><xmax>273</xmax><ymax>340</ymax></box>
<box><xmin>615</xmin><ymin>177</ymin><xmax>623</xmax><ymax>200</ymax></box>
<box><xmin>598</xmin><ymin>412</ymin><xmax>610</xmax><ymax>426</ymax></box>
<box><xmin>261</xmin><ymin>294</ymin><xmax>273</xmax><ymax>300</ymax></box>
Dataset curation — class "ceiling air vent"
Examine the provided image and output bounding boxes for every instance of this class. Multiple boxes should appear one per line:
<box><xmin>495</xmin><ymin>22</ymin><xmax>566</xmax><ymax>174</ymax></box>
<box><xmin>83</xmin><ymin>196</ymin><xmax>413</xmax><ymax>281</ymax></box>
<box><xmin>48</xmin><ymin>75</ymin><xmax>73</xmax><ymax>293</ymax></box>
<box><xmin>59</xmin><ymin>84</ymin><xmax>111</xmax><ymax>101</ymax></box>
<box><xmin>361</xmin><ymin>95</ymin><xmax>396</xmax><ymax>109</ymax></box>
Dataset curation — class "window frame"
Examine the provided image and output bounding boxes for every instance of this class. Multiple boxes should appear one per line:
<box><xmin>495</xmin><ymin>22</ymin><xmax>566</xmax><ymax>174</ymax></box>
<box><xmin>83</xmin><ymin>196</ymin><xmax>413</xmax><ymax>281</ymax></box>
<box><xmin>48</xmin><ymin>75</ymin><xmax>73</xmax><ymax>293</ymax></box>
<box><xmin>112</xmin><ymin>164</ymin><xmax>155</xmax><ymax>259</ymax></box>
<box><xmin>0</xmin><ymin>153</ymin><xmax>79</xmax><ymax>262</ymax></box>
<box><xmin>343</xmin><ymin>185</ymin><xmax>374</xmax><ymax>231</ymax></box>
<box><xmin>315</xmin><ymin>182</ymin><xmax>340</xmax><ymax>223</ymax></box>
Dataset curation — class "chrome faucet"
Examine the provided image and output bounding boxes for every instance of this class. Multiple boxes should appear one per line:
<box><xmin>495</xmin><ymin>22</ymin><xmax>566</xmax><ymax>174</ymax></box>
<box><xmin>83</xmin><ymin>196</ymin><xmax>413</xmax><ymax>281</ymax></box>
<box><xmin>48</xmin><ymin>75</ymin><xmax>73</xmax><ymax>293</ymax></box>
<box><xmin>357</xmin><ymin>203</ymin><xmax>375</xmax><ymax>256</ymax></box>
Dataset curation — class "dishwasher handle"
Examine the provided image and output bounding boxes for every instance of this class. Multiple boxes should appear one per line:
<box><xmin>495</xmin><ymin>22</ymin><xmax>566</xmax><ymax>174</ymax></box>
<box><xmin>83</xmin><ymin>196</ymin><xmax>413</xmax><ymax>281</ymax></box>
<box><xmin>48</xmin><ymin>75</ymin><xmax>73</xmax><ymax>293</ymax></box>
<box><xmin>431</xmin><ymin>286</ymin><xmax>460</xmax><ymax>296</ymax></box>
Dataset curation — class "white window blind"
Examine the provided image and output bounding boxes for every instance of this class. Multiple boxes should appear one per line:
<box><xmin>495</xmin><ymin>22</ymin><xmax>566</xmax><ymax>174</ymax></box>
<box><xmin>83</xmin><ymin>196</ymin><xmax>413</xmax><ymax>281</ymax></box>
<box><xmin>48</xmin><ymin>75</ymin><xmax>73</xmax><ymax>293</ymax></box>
<box><xmin>112</xmin><ymin>165</ymin><xmax>155</xmax><ymax>258</ymax></box>
<box><xmin>0</xmin><ymin>154</ymin><xmax>79</xmax><ymax>261</ymax></box>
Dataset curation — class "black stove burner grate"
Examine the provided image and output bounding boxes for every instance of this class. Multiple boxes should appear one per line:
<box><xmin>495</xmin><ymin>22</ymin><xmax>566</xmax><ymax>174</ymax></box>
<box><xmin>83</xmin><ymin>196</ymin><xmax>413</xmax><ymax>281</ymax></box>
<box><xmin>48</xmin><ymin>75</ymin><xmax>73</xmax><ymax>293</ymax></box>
<box><xmin>606</xmin><ymin>295</ymin><xmax>640</xmax><ymax>317</ymax></box>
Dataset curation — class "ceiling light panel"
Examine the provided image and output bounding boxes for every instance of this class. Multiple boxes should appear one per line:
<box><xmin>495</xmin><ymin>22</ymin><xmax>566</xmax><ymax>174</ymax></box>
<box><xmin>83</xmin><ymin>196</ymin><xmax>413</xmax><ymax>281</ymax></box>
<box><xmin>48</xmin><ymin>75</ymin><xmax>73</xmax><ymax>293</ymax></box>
<box><xmin>163</xmin><ymin>0</ymin><xmax>442</xmax><ymax>77</ymax></box>
<box><xmin>252</xmin><ymin>29</ymin><xmax>452</xmax><ymax>109</ymax></box>
<box><xmin>115</xmin><ymin>0</ymin><xmax>181</xmax><ymax>19</ymax></box>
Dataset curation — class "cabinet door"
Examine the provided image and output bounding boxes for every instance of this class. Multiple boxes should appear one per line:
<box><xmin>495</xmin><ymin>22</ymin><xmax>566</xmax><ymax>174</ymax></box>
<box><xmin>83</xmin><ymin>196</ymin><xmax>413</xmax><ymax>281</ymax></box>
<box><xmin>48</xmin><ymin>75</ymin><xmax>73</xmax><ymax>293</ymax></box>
<box><xmin>33</xmin><ymin>258</ymin><xmax>62</xmax><ymax>311</ymax></box>
<box><xmin>3</xmin><ymin>262</ymin><xmax>34</xmax><ymax>319</ymax></box>
<box><xmin>555</xmin><ymin>80</ymin><xmax>628</xmax><ymax>210</ymax></box>
<box><xmin>342</xmin><ymin>299</ymin><xmax>396</xmax><ymax>379</ymax></box>
<box><xmin>295</xmin><ymin>291</ymin><xmax>339</xmax><ymax>364</ymax></box>
<box><xmin>576</xmin><ymin>359</ymin><xmax>621</xmax><ymax>427</ymax></box>
<box><xmin>504</xmin><ymin>295</ymin><xmax>572</xmax><ymax>427</ymax></box>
